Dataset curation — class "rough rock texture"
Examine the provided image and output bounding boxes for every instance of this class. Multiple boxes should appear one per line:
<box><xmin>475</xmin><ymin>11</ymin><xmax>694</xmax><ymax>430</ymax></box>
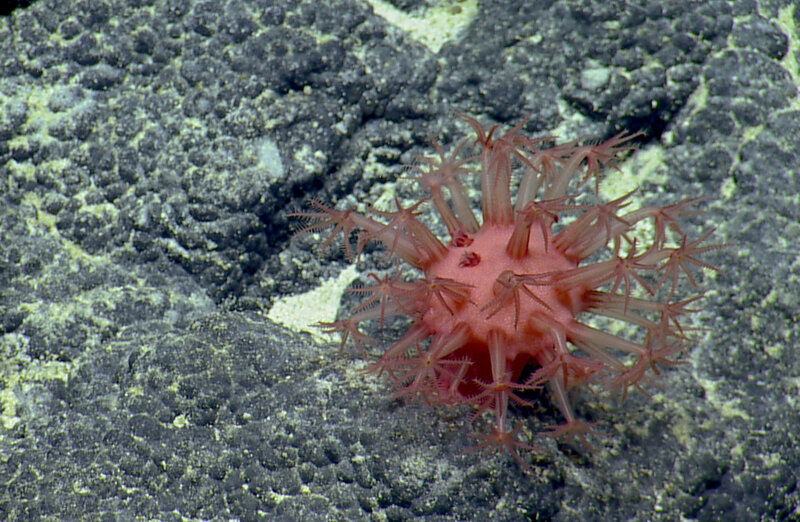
<box><xmin>0</xmin><ymin>0</ymin><xmax>797</xmax><ymax>520</ymax></box>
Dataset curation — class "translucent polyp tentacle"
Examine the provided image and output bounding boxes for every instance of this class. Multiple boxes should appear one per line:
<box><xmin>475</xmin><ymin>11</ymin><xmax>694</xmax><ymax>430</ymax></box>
<box><xmin>374</xmin><ymin>322</ymin><xmax>431</xmax><ymax>366</ymax></box>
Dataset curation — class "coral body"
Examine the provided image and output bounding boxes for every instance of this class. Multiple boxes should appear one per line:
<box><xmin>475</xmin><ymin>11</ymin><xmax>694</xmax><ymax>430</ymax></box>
<box><xmin>293</xmin><ymin>115</ymin><xmax>722</xmax><ymax>464</ymax></box>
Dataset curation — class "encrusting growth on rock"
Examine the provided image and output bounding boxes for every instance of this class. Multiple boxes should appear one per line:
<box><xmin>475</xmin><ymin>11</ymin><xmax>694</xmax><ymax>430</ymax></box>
<box><xmin>292</xmin><ymin>114</ymin><xmax>725</xmax><ymax>468</ymax></box>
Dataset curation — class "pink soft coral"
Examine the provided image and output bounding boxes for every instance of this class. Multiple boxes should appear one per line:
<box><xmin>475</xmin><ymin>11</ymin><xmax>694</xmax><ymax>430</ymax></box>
<box><xmin>292</xmin><ymin>114</ymin><xmax>724</xmax><ymax>467</ymax></box>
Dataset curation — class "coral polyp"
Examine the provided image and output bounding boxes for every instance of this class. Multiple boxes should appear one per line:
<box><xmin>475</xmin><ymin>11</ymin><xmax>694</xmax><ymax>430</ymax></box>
<box><xmin>293</xmin><ymin>114</ymin><xmax>723</xmax><ymax>465</ymax></box>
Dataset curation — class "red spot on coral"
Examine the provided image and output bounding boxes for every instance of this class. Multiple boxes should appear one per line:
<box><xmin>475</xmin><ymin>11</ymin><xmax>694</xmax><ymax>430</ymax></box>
<box><xmin>452</xmin><ymin>231</ymin><xmax>474</xmax><ymax>247</ymax></box>
<box><xmin>458</xmin><ymin>251</ymin><xmax>481</xmax><ymax>268</ymax></box>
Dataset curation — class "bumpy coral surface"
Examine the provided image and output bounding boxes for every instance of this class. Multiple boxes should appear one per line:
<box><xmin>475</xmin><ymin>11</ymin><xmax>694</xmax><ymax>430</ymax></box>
<box><xmin>293</xmin><ymin>115</ymin><xmax>723</xmax><ymax>466</ymax></box>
